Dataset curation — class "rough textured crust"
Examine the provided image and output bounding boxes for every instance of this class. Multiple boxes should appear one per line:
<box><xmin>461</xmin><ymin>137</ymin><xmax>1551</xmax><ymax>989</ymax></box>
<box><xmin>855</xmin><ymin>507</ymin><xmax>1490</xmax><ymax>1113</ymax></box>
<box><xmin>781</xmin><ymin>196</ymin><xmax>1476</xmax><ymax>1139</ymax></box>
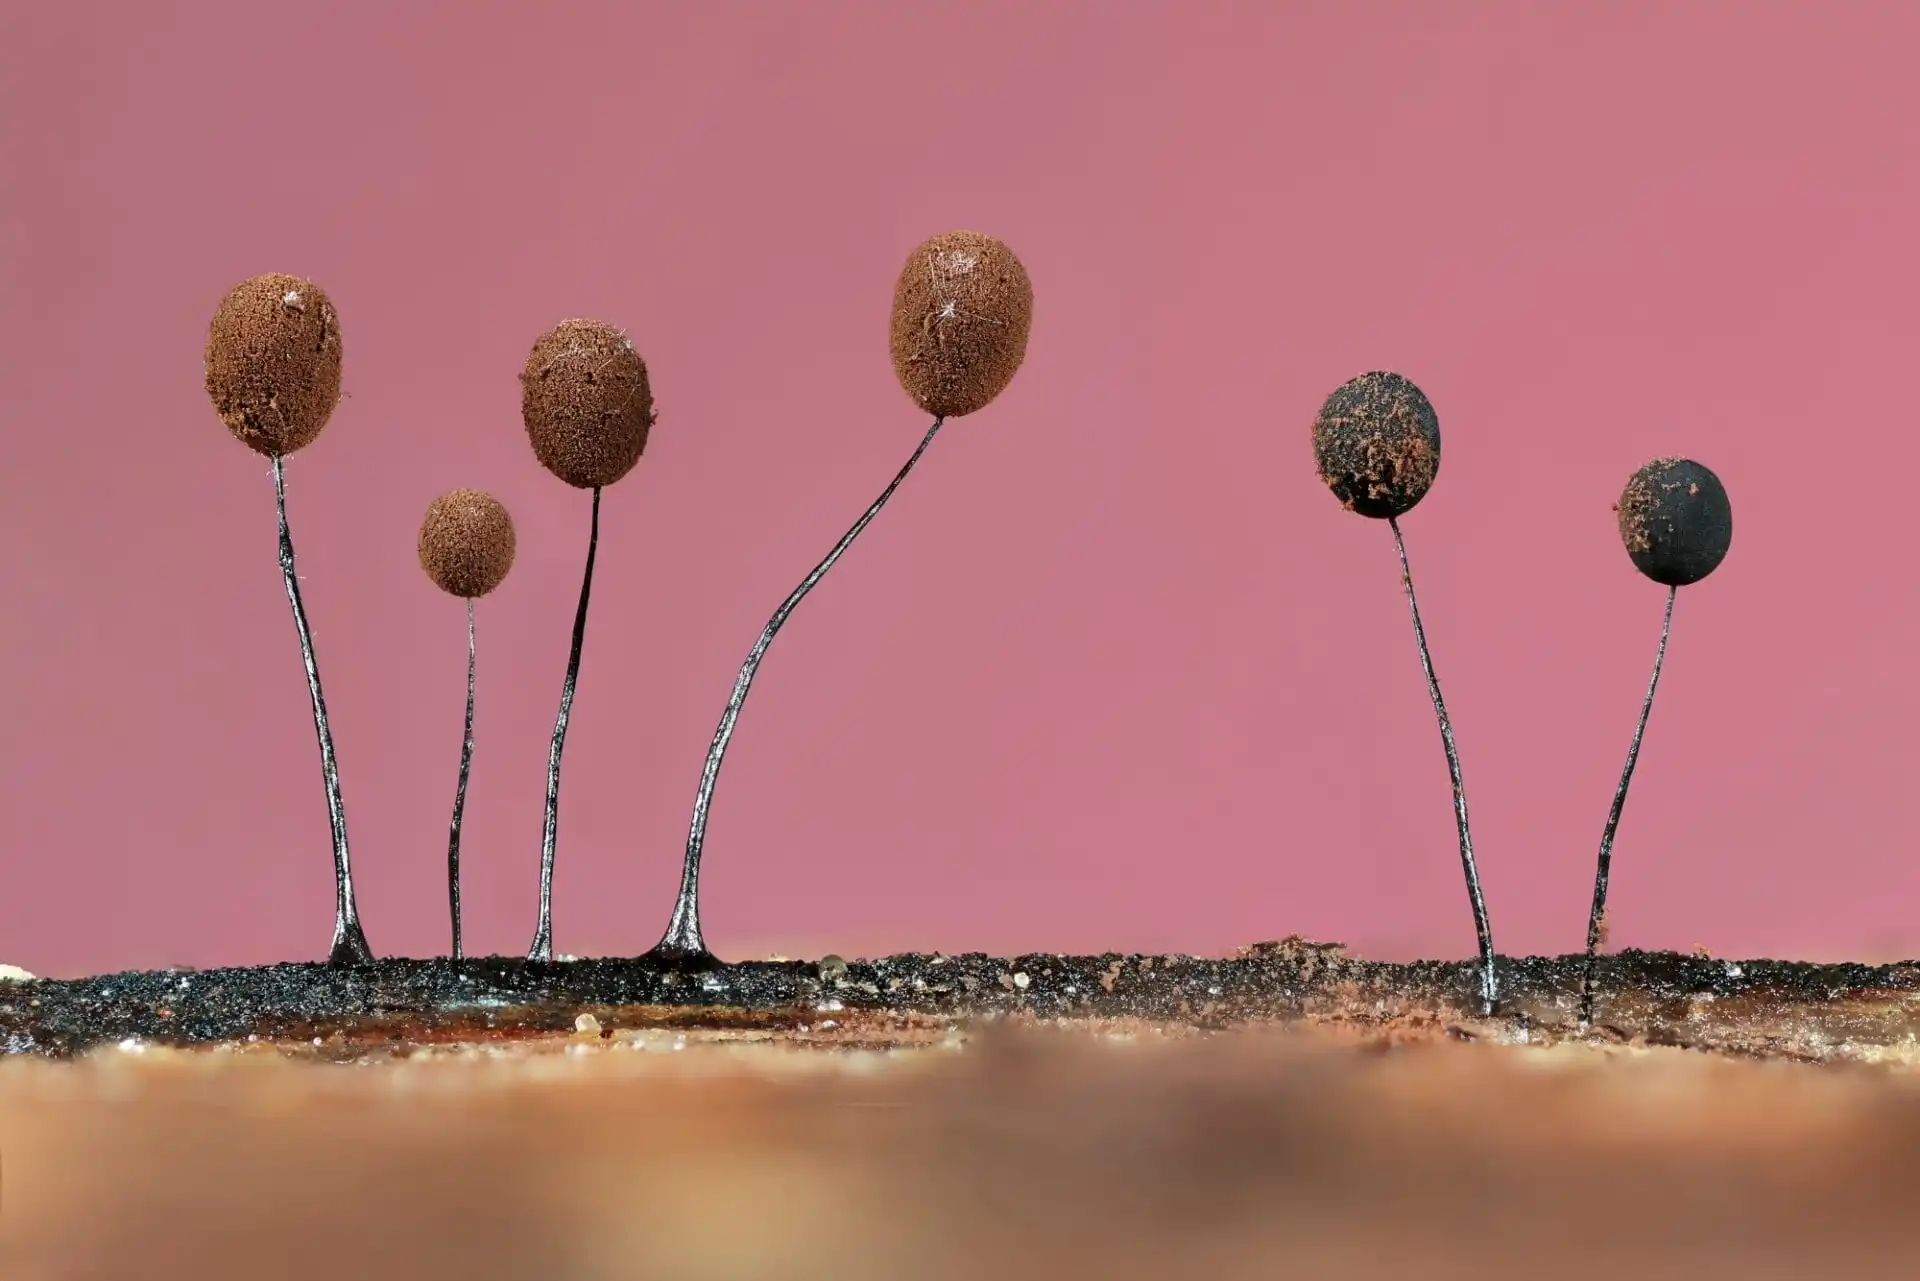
<box><xmin>1615</xmin><ymin>456</ymin><xmax>1733</xmax><ymax>586</ymax></box>
<box><xmin>5</xmin><ymin>940</ymin><xmax>1917</xmax><ymax>1065</ymax></box>
<box><xmin>203</xmin><ymin>273</ymin><xmax>343</xmax><ymax>457</ymax></box>
<box><xmin>889</xmin><ymin>230</ymin><xmax>1033</xmax><ymax>419</ymax></box>
<box><xmin>418</xmin><ymin>489</ymin><xmax>517</xmax><ymax>598</ymax></box>
<box><xmin>1311</xmin><ymin>371</ymin><xmax>1442</xmax><ymax>519</ymax></box>
<box><xmin>520</xmin><ymin>318</ymin><xmax>654</xmax><ymax>489</ymax></box>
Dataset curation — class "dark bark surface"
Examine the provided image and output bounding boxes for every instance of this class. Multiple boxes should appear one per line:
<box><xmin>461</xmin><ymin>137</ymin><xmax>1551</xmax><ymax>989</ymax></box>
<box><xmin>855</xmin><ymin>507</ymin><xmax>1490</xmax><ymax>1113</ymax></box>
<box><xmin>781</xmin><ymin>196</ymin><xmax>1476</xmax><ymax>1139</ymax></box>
<box><xmin>3</xmin><ymin>938</ymin><xmax>1916</xmax><ymax>1062</ymax></box>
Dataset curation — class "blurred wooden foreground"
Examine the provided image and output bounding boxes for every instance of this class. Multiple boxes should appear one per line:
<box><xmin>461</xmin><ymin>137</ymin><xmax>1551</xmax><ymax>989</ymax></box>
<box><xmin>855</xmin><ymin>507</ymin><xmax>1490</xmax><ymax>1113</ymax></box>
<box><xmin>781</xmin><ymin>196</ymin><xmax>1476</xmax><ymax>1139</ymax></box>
<box><xmin>1</xmin><ymin>1025</ymin><xmax>1918</xmax><ymax>1280</ymax></box>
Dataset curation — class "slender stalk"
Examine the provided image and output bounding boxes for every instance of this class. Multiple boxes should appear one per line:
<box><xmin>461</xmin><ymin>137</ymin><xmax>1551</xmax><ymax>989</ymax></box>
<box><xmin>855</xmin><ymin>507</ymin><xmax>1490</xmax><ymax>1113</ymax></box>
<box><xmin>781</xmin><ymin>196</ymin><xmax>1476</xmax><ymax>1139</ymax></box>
<box><xmin>272</xmin><ymin>455</ymin><xmax>372</xmax><ymax>966</ymax></box>
<box><xmin>528</xmin><ymin>485</ymin><xmax>601</xmax><ymax>962</ymax></box>
<box><xmin>448</xmin><ymin>598</ymin><xmax>476</xmax><ymax>960</ymax></box>
<box><xmin>650</xmin><ymin>417</ymin><xmax>945</xmax><ymax>964</ymax></box>
<box><xmin>1388</xmin><ymin>516</ymin><xmax>1495</xmax><ymax>1014</ymax></box>
<box><xmin>1579</xmin><ymin>585</ymin><xmax>1677</xmax><ymax>1028</ymax></box>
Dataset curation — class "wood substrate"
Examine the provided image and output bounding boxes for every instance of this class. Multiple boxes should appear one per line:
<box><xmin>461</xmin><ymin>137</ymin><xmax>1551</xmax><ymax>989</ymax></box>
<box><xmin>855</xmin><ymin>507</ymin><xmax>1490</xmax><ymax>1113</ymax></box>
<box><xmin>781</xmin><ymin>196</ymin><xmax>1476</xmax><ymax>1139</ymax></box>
<box><xmin>3</xmin><ymin>940</ymin><xmax>1919</xmax><ymax>1279</ymax></box>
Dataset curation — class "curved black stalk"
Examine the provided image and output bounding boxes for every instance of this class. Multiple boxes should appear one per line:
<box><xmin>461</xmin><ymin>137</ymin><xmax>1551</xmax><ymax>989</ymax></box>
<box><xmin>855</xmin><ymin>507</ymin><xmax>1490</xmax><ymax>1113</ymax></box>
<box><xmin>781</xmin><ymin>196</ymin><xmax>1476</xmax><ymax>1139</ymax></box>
<box><xmin>528</xmin><ymin>485</ymin><xmax>601</xmax><ymax>962</ymax></box>
<box><xmin>1388</xmin><ymin>516</ymin><xmax>1495</xmax><ymax>1015</ymax></box>
<box><xmin>272</xmin><ymin>455</ymin><xmax>372</xmax><ymax>966</ymax></box>
<box><xmin>448</xmin><ymin>598</ymin><xmax>476</xmax><ymax>960</ymax></box>
<box><xmin>650</xmin><ymin>417</ymin><xmax>945</xmax><ymax>964</ymax></box>
<box><xmin>1579</xmin><ymin>585</ymin><xmax>1677</xmax><ymax>1028</ymax></box>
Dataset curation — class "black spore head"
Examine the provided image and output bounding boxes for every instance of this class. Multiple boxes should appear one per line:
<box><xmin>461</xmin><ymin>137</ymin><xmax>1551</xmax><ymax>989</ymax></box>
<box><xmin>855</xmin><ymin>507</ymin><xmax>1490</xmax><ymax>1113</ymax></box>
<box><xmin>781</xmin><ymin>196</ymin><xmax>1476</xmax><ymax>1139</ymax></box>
<box><xmin>1615</xmin><ymin>457</ymin><xmax>1732</xmax><ymax>587</ymax></box>
<box><xmin>1311</xmin><ymin>371</ymin><xmax>1441</xmax><ymax>519</ymax></box>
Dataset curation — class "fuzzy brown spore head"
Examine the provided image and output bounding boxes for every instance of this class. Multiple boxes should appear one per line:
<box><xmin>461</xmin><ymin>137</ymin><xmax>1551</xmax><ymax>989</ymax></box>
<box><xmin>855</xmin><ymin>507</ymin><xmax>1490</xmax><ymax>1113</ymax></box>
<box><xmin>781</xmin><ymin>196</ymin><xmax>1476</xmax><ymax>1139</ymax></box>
<box><xmin>520</xmin><ymin>319</ymin><xmax>655</xmax><ymax>489</ymax></box>
<box><xmin>889</xmin><ymin>231</ymin><xmax>1034</xmax><ymax>419</ymax></box>
<box><xmin>204</xmin><ymin>274</ymin><xmax>343</xmax><ymax>457</ymax></box>
<box><xmin>1311</xmin><ymin>372</ymin><xmax>1442</xmax><ymax>519</ymax></box>
<box><xmin>1615</xmin><ymin>457</ymin><xmax>1732</xmax><ymax>587</ymax></box>
<box><xmin>419</xmin><ymin>489</ymin><xmax>517</xmax><ymax>599</ymax></box>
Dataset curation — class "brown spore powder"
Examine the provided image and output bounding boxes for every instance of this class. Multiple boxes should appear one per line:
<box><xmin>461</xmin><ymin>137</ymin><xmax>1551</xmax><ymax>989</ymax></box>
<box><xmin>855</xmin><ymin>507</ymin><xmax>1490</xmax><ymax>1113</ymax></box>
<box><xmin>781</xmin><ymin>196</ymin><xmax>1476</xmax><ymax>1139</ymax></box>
<box><xmin>520</xmin><ymin>319</ymin><xmax>655</xmax><ymax>489</ymax></box>
<box><xmin>1311</xmin><ymin>371</ymin><xmax>1441</xmax><ymax>519</ymax></box>
<box><xmin>203</xmin><ymin>274</ymin><xmax>343</xmax><ymax>457</ymax></box>
<box><xmin>418</xmin><ymin>489</ymin><xmax>517</xmax><ymax>599</ymax></box>
<box><xmin>889</xmin><ymin>230</ymin><xmax>1034</xmax><ymax>420</ymax></box>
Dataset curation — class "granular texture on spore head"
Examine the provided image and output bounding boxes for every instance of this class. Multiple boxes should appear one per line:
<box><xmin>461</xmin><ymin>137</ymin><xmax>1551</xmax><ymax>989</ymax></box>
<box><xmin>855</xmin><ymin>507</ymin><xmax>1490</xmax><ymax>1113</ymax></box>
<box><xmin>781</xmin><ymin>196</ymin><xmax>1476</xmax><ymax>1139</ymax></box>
<box><xmin>418</xmin><ymin>489</ymin><xmax>518</xmax><ymax>599</ymax></box>
<box><xmin>204</xmin><ymin>274</ymin><xmax>343</xmax><ymax>457</ymax></box>
<box><xmin>1616</xmin><ymin>457</ymin><xmax>1732</xmax><ymax>587</ymax></box>
<box><xmin>521</xmin><ymin>319</ymin><xmax>655</xmax><ymax>489</ymax></box>
<box><xmin>889</xmin><ymin>230</ymin><xmax>1034</xmax><ymax>419</ymax></box>
<box><xmin>1311</xmin><ymin>371</ymin><xmax>1442</xmax><ymax>519</ymax></box>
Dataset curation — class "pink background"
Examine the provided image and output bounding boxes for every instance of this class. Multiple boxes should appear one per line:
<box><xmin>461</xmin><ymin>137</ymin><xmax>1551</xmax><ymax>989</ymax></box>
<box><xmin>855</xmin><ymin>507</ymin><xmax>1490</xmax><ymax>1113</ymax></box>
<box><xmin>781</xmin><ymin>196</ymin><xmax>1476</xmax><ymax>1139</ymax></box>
<box><xmin>0</xmin><ymin>2</ymin><xmax>1914</xmax><ymax>977</ymax></box>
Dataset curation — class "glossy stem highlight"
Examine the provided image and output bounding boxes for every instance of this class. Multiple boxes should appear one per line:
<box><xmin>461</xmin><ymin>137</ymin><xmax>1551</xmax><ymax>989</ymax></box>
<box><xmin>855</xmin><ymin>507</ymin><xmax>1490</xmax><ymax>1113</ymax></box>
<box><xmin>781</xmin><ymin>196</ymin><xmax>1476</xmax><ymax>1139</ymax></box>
<box><xmin>1579</xmin><ymin>585</ymin><xmax>1677</xmax><ymax>1028</ymax></box>
<box><xmin>448</xmin><ymin>598</ymin><xmax>476</xmax><ymax>960</ymax></box>
<box><xmin>1389</xmin><ymin>516</ymin><xmax>1495</xmax><ymax>1015</ymax></box>
<box><xmin>529</xmin><ymin>485</ymin><xmax>601</xmax><ymax>963</ymax></box>
<box><xmin>273</xmin><ymin>455</ymin><xmax>372</xmax><ymax>966</ymax></box>
<box><xmin>652</xmin><ymin>418</ymin><xmax>944</xmax><ymax>963</ymax></box>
